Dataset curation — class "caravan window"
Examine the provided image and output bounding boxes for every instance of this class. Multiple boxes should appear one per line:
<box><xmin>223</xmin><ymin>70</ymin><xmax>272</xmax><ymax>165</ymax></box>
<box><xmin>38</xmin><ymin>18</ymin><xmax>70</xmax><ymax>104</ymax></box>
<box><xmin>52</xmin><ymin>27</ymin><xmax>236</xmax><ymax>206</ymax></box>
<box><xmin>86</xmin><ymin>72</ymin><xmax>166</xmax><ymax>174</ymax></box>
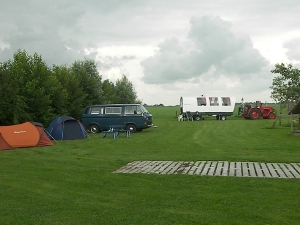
<box><xmin>197</xmin><ymin>97</ymin><xmax>206</xmax><ymax>106</ymax></box>
<box><xmin>90</xmin><ymin>107</ymin><xmax>104</xmax><ymax>115</ymax></box>
<box><xmin>125</xmin><ymin>106</ymin><xmax>142</xmax><ymax>114</ymax></box>
<box><xmin>209</xmin><ymin>97</ymin><xmax>219</xmax><ymax>106</ymax></box>
<box><xmin>222</xmin><ymin>97</ymin><xmax>231</xmax><ymax>106</ymax></box>
<box><xmin>105</xmin><ymin>107</ymin><xmax>122</xmax><ymax>114</ymax></box>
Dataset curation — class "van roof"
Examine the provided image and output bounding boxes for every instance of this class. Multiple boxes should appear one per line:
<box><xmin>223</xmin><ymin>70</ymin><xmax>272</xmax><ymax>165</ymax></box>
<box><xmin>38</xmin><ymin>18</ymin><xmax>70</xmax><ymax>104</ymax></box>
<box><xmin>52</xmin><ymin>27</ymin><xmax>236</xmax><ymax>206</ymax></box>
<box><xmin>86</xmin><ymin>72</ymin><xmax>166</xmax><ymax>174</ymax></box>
<box><xmin>87</xmin><ymin>104</ymin><xmax>141</xmax><ymax>107</ymax></box>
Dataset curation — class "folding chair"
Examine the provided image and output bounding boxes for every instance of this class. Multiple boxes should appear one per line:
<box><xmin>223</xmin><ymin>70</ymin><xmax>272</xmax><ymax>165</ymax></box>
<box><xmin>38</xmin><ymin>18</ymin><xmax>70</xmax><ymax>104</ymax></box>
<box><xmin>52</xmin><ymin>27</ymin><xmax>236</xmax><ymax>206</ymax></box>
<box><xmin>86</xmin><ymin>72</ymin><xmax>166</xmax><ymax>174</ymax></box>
<box><xmin>185</xmin><ymin>111</ymin><xmax>193</xmax><ymax>121</ymax></box>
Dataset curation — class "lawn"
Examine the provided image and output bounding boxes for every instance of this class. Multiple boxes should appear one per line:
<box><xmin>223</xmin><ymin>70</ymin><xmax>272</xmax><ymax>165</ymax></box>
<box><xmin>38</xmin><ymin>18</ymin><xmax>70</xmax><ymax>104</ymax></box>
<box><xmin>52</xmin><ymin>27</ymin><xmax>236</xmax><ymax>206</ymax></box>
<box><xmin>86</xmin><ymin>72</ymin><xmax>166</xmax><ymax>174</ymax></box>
<box><xmin>1</xmin><ymin>106</ymin><xmax>300</xmax><ymax>224</ymax></box>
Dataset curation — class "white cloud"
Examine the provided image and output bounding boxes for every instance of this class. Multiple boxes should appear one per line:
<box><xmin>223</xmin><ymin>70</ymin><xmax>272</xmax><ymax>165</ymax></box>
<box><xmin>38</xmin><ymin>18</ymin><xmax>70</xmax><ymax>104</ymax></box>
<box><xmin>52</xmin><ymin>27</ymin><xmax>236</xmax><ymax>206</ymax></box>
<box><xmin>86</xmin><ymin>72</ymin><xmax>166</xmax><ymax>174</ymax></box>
<box><xmin>284</xmin><ymin>38</ymin><xmax>300</xmax><ymax>62</ymax></box>
<box><xmin>141</xmin><ymin>16</ymin><xmax>268</xmax><ymax>85</ymax></box>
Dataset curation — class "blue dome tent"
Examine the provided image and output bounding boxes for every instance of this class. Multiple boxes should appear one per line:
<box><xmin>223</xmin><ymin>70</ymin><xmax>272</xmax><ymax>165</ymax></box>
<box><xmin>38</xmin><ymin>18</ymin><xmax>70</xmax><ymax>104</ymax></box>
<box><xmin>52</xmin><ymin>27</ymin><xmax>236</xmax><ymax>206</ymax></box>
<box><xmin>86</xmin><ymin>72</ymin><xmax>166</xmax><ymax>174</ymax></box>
<box><xmin>46</xmin><ymin>116</ymin><xmax>87</xmax><ymax>140</ymax></box>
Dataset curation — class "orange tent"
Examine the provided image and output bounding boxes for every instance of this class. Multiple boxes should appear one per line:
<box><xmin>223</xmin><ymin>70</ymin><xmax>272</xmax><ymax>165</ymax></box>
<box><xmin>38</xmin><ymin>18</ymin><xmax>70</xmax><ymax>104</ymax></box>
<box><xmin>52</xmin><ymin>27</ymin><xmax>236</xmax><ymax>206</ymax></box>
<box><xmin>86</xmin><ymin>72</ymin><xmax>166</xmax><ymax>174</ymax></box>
<box><xmin>0</xmin><ymin>122</ymin><xmax>53</xmax><ymax>150</ymax></box>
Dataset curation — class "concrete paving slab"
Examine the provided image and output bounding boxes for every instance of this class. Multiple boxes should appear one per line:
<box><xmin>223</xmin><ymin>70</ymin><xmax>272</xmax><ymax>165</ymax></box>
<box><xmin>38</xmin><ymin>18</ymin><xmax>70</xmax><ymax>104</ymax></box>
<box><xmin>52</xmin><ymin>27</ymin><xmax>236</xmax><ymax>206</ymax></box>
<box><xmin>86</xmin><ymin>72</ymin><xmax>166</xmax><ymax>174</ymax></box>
<box><xmin>113</xmin><ymin>161</ymin><xmax>300</xmax><ymax>179</ymax></box>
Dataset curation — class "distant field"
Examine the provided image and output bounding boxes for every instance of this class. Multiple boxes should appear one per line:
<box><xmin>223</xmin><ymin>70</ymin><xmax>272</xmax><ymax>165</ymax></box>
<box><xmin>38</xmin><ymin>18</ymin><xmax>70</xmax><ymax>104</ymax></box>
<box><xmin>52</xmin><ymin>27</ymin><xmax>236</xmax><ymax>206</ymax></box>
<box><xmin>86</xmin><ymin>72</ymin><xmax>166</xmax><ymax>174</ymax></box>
<box><xmin>1</xmin><ymin>106</ymin><xmax>300</xmax><ymax>224</ymax></box>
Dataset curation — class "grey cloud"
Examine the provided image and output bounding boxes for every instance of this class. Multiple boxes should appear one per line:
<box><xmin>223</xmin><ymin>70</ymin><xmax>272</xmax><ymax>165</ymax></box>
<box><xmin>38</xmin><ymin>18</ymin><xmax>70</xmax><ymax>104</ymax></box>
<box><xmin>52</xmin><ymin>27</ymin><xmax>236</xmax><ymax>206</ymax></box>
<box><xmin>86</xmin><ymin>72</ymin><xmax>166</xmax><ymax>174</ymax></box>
<box><xmin>188</xmin><ymin>16</ymin><xmax>268</xmax><ymax>74</ymax></box>
<box><xmin>97</xmin><ymin>61</ymin><xmax>114</xmax><ymax>71</ymax></box>
<box><xmin>0</xmin><ymin>0</ymin><xmax>145</xmax><ymax>66</ymax></box>
<box><xmin>140</xmin><ymin>37</ymin><xmax>207</xmax><ymax>84</ymax></box>
<box><xmin>284</xmin><ymin>38</ymin><xmax>300</xmax><ymax>61</ymax></box>
<box><xmin>122</xmin><ymin>55</ymin><xmax>136</xmax><ymax>60</ymax></box>
<box><xmin>219</xmin><ymin>46</ymin><xmax>268</xmax><ymax>74</ymax></box>
<box><xmin>141</xmin><ymin>16</ymin><xmax>268</xmax><ymax>84</ymax></box>
<box><xmin>0</xmin><ymin>0</ymin><xmax>89</xmax><ymax>66</ymax></box>
<box><xmin>158</xmin><ymin>37</ymin><xmax>186</xmax><ymax>54</ymax></box>
<box><xmin>0</xmin><ymin>34</ymin><xmax>87</xmax><ymax>66</ymax></box>
<box><xmin>97</xmin><ymin>55</ymin><xmax>135</xmax><ymax>71</ymax></box>
<box><xmin>141</xmin><ymin>52</ymin><xmax>195</xmax><ymax>84</ymax></box>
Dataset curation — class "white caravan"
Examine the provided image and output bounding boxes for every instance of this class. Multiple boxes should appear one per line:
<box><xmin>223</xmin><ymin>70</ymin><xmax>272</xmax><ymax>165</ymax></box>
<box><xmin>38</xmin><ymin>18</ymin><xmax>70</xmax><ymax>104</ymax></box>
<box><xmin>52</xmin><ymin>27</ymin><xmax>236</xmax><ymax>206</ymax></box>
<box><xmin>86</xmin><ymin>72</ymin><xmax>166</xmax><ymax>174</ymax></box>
<box><xmin>180</xmin><ymin>96</ymin><xmax>236</xmax><ymax>120</ymax></box>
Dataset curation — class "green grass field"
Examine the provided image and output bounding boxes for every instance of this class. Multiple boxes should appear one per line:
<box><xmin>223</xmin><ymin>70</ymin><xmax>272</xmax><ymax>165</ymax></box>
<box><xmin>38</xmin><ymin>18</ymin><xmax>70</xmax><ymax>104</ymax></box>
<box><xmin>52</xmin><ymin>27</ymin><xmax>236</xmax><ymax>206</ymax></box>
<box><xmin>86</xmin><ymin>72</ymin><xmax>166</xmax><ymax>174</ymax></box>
<box><xmin>1</xmin><ymin>106</ymin><xmax>300</xmax><ymax>225</ymax></box>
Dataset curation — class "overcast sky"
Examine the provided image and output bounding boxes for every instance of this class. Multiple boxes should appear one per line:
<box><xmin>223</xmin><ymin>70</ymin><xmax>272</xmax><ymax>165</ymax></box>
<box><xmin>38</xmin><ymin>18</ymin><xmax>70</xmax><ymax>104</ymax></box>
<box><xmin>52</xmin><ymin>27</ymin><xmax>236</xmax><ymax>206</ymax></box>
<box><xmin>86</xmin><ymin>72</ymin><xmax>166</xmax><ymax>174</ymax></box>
<box><xmin>1</xmin><ymin>0</ymin><xmax>300</xmax><ymax>105</ymax></box>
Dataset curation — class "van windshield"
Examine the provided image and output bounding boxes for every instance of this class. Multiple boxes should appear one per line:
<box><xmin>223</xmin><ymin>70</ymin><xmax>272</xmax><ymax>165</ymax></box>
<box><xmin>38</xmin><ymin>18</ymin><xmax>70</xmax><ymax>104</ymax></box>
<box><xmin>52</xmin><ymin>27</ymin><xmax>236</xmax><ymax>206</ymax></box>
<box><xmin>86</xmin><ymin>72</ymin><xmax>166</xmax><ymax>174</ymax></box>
<box><xmin>140</xmin><ymin>105</ymin><xmax>149</xmax><ymax>113</ymax></box>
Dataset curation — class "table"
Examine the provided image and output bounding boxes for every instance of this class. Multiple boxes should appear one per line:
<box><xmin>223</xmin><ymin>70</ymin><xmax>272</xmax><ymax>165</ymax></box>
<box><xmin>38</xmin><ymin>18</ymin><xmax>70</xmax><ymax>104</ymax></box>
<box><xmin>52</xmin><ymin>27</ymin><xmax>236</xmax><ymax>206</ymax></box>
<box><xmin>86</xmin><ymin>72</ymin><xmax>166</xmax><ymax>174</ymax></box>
<box><xmin>102</xmin><ymin>126</ymin><xmax>131</xmax><ymax>139</ymax></box>
<box><xmin>116</xmin><ymin>129</ymin><xmax>131</xmax><ymax>138</ymax></box>
<box><xmin>102</xmin><ymin>130</ymin><xmax>118</xmax><ymax>139</ymax></box>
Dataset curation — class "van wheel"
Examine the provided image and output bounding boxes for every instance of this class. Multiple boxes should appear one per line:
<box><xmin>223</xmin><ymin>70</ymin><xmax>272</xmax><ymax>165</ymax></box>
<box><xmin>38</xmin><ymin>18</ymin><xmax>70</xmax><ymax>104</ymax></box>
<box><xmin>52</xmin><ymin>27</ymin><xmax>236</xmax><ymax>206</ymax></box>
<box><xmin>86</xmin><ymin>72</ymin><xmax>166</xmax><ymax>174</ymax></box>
<box><xmin>126</xmin><ymin>124</ymin><xmax>137</xmax><ymax>133</ymax></box>
<box><xmin>89</xmin><ymin>125</ymin><xmax>100</xmax><ymax>133</ymax></box>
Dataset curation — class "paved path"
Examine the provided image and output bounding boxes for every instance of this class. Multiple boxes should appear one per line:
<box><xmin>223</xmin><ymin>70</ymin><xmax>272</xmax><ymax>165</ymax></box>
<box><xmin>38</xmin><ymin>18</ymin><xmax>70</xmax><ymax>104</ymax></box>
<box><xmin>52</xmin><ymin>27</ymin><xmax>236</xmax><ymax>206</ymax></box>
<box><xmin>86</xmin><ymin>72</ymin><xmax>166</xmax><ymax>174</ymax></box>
<box><xmin>113</xmin><ymin>161</ymin><xmax>300</xmax><ymax>179</ymax></box>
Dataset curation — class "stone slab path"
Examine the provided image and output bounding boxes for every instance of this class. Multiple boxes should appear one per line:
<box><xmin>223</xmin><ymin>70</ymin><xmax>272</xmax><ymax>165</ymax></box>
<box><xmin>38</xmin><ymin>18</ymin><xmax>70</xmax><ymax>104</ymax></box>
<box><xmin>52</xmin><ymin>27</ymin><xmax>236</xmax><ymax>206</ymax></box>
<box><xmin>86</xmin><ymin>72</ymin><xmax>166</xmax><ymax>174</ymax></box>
<box><xmin>113</xmin><ymin>161</ymin><xmax>300</xmax><ymax>179</ymax></box>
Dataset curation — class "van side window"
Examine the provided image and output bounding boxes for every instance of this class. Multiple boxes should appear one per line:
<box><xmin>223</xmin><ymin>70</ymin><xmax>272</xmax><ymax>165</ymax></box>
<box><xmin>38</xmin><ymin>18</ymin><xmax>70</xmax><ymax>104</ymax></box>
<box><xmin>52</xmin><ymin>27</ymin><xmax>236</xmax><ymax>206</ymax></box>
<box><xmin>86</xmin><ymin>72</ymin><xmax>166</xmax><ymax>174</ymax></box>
<box><xmin>125</xmin><ymin>106</ymin><xmax>142</xmax><ymax>114</ymax></box>
<box><xmin>105</xmin><ymin>107</ymin><xmax>122</xmax><ymax>114</ymax></box>
<box><xmin>222</xmin><ymin>97</ymin><xmax>231</xmax><ymax>106</ymax></box>
<box><xmin>90</xmin><ymin>107</ymin><xmax>104</xmax><ymax>114</ymax></box>
<box><xmin>209</xmin><ymin>97</ymin><xmax>219</xmax><ymax>106</ymax></box>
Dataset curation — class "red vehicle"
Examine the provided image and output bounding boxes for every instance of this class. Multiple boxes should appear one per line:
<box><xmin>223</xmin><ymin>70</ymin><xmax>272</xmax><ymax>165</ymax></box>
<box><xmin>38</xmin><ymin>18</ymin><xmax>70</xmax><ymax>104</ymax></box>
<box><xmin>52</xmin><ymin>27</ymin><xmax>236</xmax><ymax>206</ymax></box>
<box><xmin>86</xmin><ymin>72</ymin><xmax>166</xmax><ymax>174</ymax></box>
<box><xmin>241</xmin><ymin>101</ymin><xmax>276</xmax><ymax>120</ymax></box>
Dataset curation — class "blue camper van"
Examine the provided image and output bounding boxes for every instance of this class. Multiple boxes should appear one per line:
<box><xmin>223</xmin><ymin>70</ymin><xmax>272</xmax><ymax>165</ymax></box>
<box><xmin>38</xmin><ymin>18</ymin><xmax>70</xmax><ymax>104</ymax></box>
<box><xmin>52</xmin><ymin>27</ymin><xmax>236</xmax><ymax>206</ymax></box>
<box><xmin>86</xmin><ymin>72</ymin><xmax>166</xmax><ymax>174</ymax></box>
<box><xmin>81</xmin><ymin>104</ymin><xmax>153</xmax><ymax>133</ymax></box>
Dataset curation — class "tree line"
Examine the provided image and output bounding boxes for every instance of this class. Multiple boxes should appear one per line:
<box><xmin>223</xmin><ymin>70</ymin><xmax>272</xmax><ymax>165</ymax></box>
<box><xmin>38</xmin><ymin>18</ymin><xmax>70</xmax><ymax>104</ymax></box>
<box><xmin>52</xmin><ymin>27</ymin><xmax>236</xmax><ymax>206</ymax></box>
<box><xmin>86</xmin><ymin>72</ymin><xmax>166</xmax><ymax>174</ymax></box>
<box><xmin>0</xmin><ymin>50</ymin><xmax>140</xmax><ymax>126</ymax></box>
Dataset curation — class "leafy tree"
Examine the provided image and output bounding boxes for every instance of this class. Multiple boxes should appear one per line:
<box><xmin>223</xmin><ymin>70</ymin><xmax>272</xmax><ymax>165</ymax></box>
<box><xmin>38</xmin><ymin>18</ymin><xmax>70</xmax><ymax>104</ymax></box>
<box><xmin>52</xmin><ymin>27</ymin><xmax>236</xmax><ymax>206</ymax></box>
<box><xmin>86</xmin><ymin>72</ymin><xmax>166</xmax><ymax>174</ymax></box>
<box><xmin>0</xmin><ymin>51</ymin><xmax>142</xmax><ymax>125</ymax></box>
<box><xmin>270</xmin><ymin>63</ymin><xmax>300</xmax><ymax>125</ymax></box>
<box><xmin>0</xmin><ymin>61</ymin><xmax>27</xmax><ymax>125</ymax></box>
<box><xmin>114</xmin><ymin>75</ymin><xmax>140</xmax><ymax>104</ymax></box>
<box><xmin>0</xmin><ymin>50</ymin><xmax>70</xmax><ymax>125</ymax></box>
<box><xmin>14</xmin><ymin>50</ymin><xmax>58</xmax><ymax>124</ymax></box>
<box><xmin>71</xmin><ymin>59</ymin><xmax>103</xmax><ymax>106</ymax></box>
<box><xmin>270</xmin><ymin>63</ymin><xmax>300</xmax><ymax>104</ymax></box>
<box><xmin>44</xmin><ymin>69</ymin><xmax>69</xmax><ymax>122</ymax></box>
<box><xmin>102</xmin><ymin>79</ymin><xmax>117</xmax><ymax>104</ymax></box>
<box><xmin>0</xmin><ymin>50</ymin><xmax>55</xmax><ymax>124</ymax></box>
<box><xmin>53</xmin><ymin>65</ymin><xmax>87</xmax><ymax>119</ymax></box>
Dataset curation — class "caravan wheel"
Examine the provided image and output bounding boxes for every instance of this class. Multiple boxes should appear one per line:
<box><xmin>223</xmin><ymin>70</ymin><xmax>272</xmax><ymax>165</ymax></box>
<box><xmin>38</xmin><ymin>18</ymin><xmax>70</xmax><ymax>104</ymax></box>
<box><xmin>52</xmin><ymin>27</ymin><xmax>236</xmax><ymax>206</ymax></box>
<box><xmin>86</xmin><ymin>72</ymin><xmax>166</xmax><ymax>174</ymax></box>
<box><xmin>195</xmin><ymin>115</ymin><xmax>202</xmax><ymax>121</ymax></box>
<box><xmin>216</xmin><ymin>115</ymin><xmax>226</xmax><ymax>120</ymax></box>
<box><xmin>89</xmin><ymin>125</ymin><xmax>100</xmax><ymax>133</ymax></box>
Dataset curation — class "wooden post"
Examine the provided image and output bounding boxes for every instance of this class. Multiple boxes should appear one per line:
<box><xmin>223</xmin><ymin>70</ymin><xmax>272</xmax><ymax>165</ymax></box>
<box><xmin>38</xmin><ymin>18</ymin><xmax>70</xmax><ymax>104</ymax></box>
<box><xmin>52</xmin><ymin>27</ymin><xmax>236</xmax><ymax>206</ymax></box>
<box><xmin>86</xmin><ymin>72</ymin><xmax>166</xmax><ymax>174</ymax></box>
<box><xmin>272</xmin><ymin>115</ymin><xmax>279</xmax><ymax>128</ymax></box>
<box><xmin>279</xmin><ymin>103</ymin><xmax>283</xmax><ymax>125</ymax></box>
<box><xmin>291</xmin><ymin>115</ymin><xmax>293</xmax><ymax>133</ymax></box>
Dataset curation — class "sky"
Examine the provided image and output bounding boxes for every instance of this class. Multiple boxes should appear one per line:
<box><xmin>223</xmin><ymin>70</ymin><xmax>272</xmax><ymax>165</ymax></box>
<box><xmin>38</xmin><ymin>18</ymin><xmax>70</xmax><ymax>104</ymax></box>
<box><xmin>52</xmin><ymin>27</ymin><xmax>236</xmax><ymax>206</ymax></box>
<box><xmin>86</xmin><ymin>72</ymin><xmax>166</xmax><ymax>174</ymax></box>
<box><xmin>1</xmin><ymin>0</ymin><xmax>300</xmax><ymax>106</ymax></box>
